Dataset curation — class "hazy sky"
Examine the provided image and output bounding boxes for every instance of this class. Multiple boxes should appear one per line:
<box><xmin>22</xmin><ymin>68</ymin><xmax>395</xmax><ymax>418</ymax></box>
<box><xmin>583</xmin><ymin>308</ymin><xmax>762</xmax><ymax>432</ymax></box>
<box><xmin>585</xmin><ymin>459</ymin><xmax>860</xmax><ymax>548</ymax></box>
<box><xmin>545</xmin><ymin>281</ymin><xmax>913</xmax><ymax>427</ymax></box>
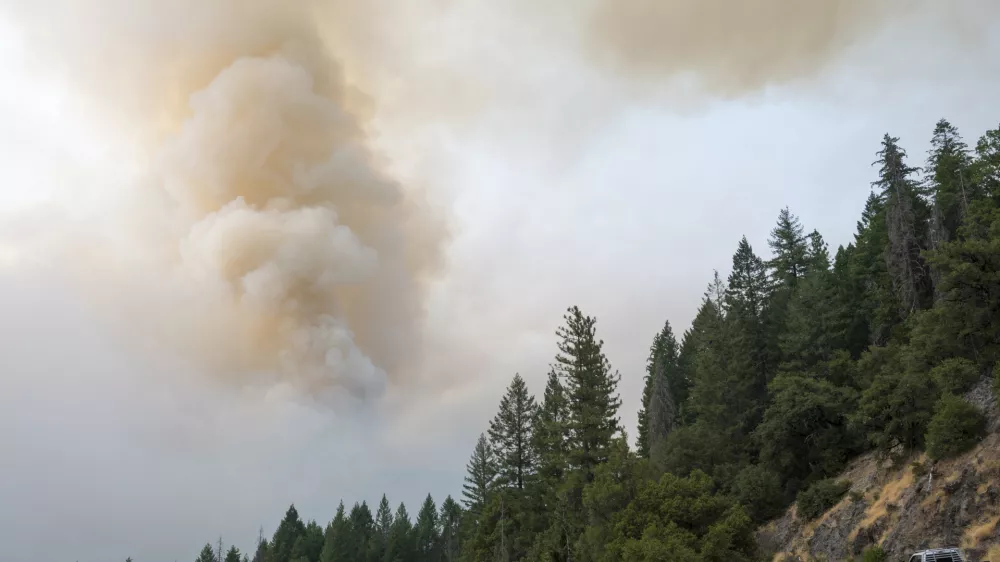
<box><xmin>1</xmin><ymin>2</ymin><xmax>999</xmax><ymax>561</ymax></box>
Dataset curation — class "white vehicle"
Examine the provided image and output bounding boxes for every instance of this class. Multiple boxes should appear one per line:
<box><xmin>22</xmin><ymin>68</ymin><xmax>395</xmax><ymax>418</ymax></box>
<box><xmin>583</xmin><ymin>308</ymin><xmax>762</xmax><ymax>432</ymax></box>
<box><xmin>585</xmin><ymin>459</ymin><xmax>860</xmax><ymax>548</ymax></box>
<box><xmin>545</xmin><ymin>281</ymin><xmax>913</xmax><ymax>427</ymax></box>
<box><xmin>907</xmin><ymin>548</ymin><xmax>965</xmax><ymax>562</ymax></box>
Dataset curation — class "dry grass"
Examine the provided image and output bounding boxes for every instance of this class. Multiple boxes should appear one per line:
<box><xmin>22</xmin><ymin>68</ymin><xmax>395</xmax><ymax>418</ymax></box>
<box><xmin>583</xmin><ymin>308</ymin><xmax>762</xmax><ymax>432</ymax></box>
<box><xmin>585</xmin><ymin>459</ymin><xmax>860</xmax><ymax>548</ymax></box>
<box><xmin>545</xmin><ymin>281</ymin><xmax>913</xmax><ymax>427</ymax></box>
<box><xmin>921</xmin><ymin>488</ymin><xmax>945</xmax><ymax>508</ymax></box>
<box><xmin>962</xmin><ymin>515</ymin><xmax>1000</xmax><ymax>549</ymax></box>
<box><xmin>861</xmin><ymin>469</ymin><xmax>914</xmax><ymax>529</ymax></box>
<box><xmin>988</xmin><ymin>545</ymin><xmax>1000</xmax><ymax>562</ymax></box>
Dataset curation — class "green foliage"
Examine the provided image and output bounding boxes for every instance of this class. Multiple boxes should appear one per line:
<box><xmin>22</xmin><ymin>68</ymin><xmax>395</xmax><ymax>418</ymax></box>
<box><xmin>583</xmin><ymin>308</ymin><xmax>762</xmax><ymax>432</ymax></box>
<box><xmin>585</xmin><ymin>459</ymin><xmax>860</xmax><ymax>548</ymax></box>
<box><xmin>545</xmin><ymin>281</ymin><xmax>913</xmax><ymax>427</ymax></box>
<box><xmin>271</xmin><ymin>505</ymin><xmax>306</xmax><ymax>562</ymax></box>
<box><xmin>654</xmin><ymin>422</ymin><xmax>737</xmax><ymax>482</ymax></box>
<box><xmin>874</xmin><ymin>133</ymin><xmax>933</xmax><ymax>314</ymax></box>
<box><xmin>461</xmin><ymin>433</ymin><xmax>496</xmax><ymax>513</ymax></box>
<box><xmin>925</xmin><ymin>199</ymin><xmax>1000</xmax><ymax>364</ymax></box>
<box><xmin>755</xmin><ymin>374</ymin><xmax>860</xmax><ymax>491</ymax></box>
<box><xmin>413</xmin><ymin>495</ymin><xmax>440</xmax><ymax>560</ymax></box>
<box><xmin>289</xmin><ymin>521</ymin><xmax>323</xmax><ymax>562</ymax></box>
<box><xmin>488</xmin><ymin>373</ymin><xmax>537</xmax><ymax>489</ymax></box>
<box><xmin>925</xmin><ymin>394</ymin><xmax>987</xmax><ymax>460</ymax></box>
<box><xmin>930</xmin><ymin>357</ymin><xmax>980</xmax><ymax>395</ymax></box>
<box><xmin>856</xmin><ymin>363</ymin><xmax>938</xmax><ymax>453</ymax></box>
<box><xmin>796</xmin><ymin>478</ymin><xmax>851</xmax><ymax>521</ymax></box>
<box><xmin>768</xmin><ymin>207</ymin><xmax>809</xmax><ymax>288</ymax></box>
<box><xmin>439</xmin><ymin>496</ymin><xmax>463</xmax><ymax>562</ymax></box>
<box><xmin>224</xmin><ymin>546</ymin><xmax>242</xmax><ymax>562</ymax></box>
<box><xmin>973</xmin><ymin>125</ymin><xmax>1000</xmax><ymax>200</ymax></box>
<box><xmin>384</xmin><ymin>503</ymin><xmax>414</xmax><ymax>562</ymax></box>
<box><xmin>607</xmin><ymin>470</ymin><xmax>756</xmax><ymax>562</ymax></box>
<box><xmin>319</xmin><ymin>503</ymin><xmax>349</xmax><ymax>562</ymax></box>
<box><xmin>637</xmin><ymin>320</ymin><xmax>681</xmax><ymax>459</ymax></box>
<box><xmin>925</xmin><ymin>119</ymin><xmax>975</xmax><ymax>246</ymax></box>
<box><xmin>555</xmin><ymin>306</ymin><xmax>622</xmax><ymax>481</ymax></box>
<box><xmin>862</xmin><ymin>545</ymin><xmax>888</xmax><ymax>562</ymax></box>
<box><xmin>196</xmin><ymin>544</ymin><xmax>217</xmax><ymax>562</ymax></box>
<box><xmin>730</xmin><ymin>464</ymin><xmax>786</xmax><ymax>523</ymax></box>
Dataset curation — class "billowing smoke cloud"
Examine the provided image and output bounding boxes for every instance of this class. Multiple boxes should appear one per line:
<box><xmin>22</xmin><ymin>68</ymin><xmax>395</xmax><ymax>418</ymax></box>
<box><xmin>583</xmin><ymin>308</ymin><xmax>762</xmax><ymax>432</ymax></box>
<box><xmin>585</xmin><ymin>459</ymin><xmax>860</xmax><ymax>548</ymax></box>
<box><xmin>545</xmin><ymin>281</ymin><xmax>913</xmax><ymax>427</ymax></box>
<box><xmin>3</xmin><ymin>0</ymin><xmax>447</xmax><ymax>403</ymax></box>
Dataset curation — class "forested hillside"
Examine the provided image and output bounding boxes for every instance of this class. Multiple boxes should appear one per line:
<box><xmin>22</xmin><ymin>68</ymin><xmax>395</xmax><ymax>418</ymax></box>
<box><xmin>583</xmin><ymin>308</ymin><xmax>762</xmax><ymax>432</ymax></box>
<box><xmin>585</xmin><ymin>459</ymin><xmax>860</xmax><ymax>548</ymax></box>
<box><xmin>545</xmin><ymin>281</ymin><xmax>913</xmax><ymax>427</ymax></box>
<box><xmin>181</xmin><ymin>117</ymin><xmax>1000</xmax><ymax>562</ymax></box>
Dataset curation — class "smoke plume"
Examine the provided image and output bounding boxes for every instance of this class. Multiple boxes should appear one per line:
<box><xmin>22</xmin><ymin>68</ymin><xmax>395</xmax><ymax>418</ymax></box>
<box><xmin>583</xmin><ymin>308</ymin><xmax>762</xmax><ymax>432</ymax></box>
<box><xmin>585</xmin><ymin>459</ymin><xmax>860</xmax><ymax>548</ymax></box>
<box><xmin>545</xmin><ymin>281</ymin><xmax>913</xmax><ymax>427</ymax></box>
<box><xmin>5</xmin><ymin>0</ymin><xmax>446</xmax><ymax>403</ymax></box>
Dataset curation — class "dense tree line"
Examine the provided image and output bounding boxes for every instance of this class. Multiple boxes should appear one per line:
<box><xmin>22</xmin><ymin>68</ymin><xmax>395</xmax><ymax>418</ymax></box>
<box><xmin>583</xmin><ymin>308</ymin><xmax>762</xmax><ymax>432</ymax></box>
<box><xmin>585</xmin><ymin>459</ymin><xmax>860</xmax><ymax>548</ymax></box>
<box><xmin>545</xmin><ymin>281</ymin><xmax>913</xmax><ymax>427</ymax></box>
<box><xmin>170</xmin><ymin>118</ymin><xmax>1000</xmax><ymax>562</ymax></box>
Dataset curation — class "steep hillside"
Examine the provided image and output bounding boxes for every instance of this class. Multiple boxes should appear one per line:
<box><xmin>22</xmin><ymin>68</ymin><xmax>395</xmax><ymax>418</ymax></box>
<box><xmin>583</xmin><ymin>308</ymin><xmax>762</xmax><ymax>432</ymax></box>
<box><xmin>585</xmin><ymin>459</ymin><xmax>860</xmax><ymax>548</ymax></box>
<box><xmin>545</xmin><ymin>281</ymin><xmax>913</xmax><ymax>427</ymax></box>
<box><xmin>760</xmin><ymin>377</ymin><xmax>1000</xmax><ymax>562</ymax></box>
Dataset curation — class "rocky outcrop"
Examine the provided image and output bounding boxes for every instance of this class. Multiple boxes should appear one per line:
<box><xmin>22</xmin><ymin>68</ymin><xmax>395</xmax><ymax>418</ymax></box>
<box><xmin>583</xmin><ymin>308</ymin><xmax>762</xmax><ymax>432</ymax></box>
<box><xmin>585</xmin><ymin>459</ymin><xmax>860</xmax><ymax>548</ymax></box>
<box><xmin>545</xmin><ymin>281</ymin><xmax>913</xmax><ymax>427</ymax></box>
<box><xmin>760</xmin><ymin>376</ymin><xmax>1000</xmax><ymax>562</ymax></box>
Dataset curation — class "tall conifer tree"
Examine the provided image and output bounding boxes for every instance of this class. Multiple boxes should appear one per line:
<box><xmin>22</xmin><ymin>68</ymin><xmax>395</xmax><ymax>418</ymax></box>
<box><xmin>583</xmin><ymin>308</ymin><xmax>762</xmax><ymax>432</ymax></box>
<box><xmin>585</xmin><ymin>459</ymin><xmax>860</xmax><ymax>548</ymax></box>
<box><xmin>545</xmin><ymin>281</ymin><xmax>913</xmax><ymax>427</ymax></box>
<box><xmin>462</xmin><ymin>434</ymin><xmax>497</xmax><ymax>512</ymax></box>
<box><xmin>488</xmin><ymin>373</ymin><xmax>537</xmax><ymax>489</ymax></box>
<box><xmin>554</xmin><ymin>306</ymin><xmax>622</xmax><ymax>481</ymax></box>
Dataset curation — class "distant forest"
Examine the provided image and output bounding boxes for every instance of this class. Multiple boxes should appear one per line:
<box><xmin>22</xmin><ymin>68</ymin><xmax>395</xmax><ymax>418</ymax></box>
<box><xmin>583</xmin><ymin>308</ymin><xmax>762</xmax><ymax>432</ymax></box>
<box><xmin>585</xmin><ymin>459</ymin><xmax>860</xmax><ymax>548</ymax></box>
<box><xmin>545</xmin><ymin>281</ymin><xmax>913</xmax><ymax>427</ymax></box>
<box><xmin>173</xmin><ymin>118</ymin><xmax>1000</xmax><ymax>562</ymax></box>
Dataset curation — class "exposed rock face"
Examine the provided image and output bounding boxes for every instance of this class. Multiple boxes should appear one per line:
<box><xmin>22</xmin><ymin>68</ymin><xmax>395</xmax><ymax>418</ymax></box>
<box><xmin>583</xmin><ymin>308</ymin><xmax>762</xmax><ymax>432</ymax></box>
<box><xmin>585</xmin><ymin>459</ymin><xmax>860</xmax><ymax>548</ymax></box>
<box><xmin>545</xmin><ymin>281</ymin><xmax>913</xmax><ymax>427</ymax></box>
<box><xmin>759</xmin><ymin>376</ymin><xmax>1000</xmax><ymax>562</ymax></box>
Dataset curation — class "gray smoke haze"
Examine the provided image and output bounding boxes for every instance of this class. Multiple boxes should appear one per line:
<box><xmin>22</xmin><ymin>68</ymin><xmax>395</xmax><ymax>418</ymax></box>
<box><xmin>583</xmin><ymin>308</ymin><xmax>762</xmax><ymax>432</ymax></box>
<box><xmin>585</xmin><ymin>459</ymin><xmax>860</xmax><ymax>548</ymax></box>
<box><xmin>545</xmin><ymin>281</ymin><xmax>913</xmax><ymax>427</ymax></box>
<box><xmin>578</xmin><ymin>0</ymin><xmax>998</xmax><ymax>97</ymax></box>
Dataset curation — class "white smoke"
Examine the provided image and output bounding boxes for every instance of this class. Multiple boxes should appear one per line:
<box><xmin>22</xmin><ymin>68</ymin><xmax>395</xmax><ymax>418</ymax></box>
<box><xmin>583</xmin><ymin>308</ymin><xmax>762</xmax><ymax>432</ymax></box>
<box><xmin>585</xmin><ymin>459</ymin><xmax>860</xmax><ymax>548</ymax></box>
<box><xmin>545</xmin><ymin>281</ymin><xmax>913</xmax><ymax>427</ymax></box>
<box><xmin>2</xmin><ymin>0</ymin><xmax>447</xmax><ymax>404</ymax></box>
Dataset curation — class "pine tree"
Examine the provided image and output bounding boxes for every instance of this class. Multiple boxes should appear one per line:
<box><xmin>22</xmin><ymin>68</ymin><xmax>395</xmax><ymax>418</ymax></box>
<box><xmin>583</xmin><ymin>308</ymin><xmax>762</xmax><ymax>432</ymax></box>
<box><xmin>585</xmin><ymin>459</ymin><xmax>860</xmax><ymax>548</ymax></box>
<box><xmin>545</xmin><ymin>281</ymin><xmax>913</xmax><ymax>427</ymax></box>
<box><xmin>319</xmin><ymin>503</ymin><xmax>351</xmax><ymax>562</ymax></box>
<box><xmin>924</xmin><ymin>200</ymin><xmax>1000</xmax><ymax>364</ymax></box>
<box><xmin>196</xmin><ymin>544</ymin><xmax>217</xmax><ymax>562</ymax></box>
<box><xmin>488</xmin><ymin>373</ymin><xmax>537</xmax><ymax>490</ymax></box>
<box><xmin>849</xmin><ymin>191</ymin><xmax>898</xmax><ymax>345</ymax></box>
<box><xmin>524</xmin><ymin>369</ymin><xmax>570</xmax><ymax>558</ymax></box>
<box><xmin>290</xmin><ymin>521</ymin><xmax>324</xmax><ymax>562</ymax></box>
<box><xmin>347</xmin><ymin>502</ymin><xmax>375</xmax><ymax>562</ymax></box>
<box><xmin>373</xmin><ymin>494</ymin><xmax>393</xmax><ymax>559</ymax></box>
<box><xmin>385</xmin><ymin>503</ymin><xmax>415</xmax><ymax>562</ymax></box>
<box><xmin>726</xmin><ymin>236</ymin><xmax>772</xmax><ymax>321</ymax></box>
<box><xmin>224</xmin><ymin>546</ymin><xmax>242</xmax><ymax>562</ymax></box>
<box><xmin>768</xmin><ymin>207</ymin><xmax>809</xmax><ymax>287</ymax></box>
<box><xmin>925</xmin><ymin>119</ymin><xmax>974</xmax><ymax>247</ymax></box>
<box><xmin>725</xmin><ymin>237</ymin><xmax>775</xmax><ymax>422</ymax></box>
<box><xmin>636</xmin><ymin>320</ymin><xmax>680</xmax><ymax>458</ymax></box>
<box><xmin>973</xmin><ymin>125</ymin><xmax>1000</xmax><ymax>200</ymax></box>
<box><xmin>253</xmin><ymin>537</ymin><xmax>270</xmax><ymax>562</ymax></box>
<box><xmin>555</xmin><ymin>306</ymin><xmax>622</xmax><ymax>482</ymax></box>
<box><xmin>685</xmin><ymin>239</ymin><xmax>777</xmax><ymax>451</ymax></box>
<box><xmin>414</xmin><ymin>494</ymin><xmax>440</xmax><ymax>561</ymax></box>
<box><xmin>438</xmin><ymin>496</ymin><xmax>463</xmax><ymax>562</ymax></box>
<box><xmin>874</xmin><ymin>133</ymin><xmax>933</xmax><ymax>314</ymax></box>
<box><xmin>532</xmin><ymin>369</ymin><xmax>569</xmax><ymax>485</ymax></box>
<box><xmin>271</xmin><ymin>505</ymin><xmax>307</xmax><ymax>562</ymax></box>
<box><xmin>676</xmin><ymin>275</ymin><xmax>726</xmax><ymax>425</ymax></box>
<box><xmin>462</xmin><ymin>433</ymin><xmax>497</xmax><ymax>513</ymax></box>
<box><xmin>805</xmin><ymin>230</ymin><xmax>831</xmax><ymax>272</ymax></box>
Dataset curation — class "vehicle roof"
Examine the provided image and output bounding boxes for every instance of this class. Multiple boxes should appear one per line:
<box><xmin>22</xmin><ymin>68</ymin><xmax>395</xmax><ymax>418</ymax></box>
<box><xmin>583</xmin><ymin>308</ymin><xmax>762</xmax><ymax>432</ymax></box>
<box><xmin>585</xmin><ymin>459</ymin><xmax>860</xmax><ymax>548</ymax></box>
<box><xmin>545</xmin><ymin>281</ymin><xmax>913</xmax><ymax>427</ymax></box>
<box><xmin>913</xmin><ymin>549</ymin><xmax>962</xmax><ymax>557</ymax></box>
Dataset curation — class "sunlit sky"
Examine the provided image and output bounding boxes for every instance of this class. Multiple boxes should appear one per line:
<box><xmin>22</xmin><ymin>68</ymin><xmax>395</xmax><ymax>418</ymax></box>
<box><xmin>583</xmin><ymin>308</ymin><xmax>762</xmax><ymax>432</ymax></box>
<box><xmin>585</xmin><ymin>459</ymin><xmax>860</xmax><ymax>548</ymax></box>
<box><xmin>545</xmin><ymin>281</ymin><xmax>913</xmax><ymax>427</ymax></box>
<box><xmin>1</xmin><ymin>2</ymin><xmax>999</xmax><ymax>561</ymax></box>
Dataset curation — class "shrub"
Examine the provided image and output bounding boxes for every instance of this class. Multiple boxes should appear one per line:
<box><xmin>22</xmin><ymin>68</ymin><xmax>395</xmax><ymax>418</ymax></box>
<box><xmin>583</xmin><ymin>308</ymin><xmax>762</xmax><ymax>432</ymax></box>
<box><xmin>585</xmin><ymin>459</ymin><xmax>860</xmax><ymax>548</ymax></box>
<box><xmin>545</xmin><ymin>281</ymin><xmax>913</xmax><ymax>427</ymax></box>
<box><xmin>911</xmin><ymin>461</ymin><xmax>927</xmax><ymax>478</ymax></box>
<box><xmin>930</xmin><ymin>357</ymin><xmax>980</xmax><ymax>394</ymax></box>
<box><xmin>796</xmin><ymin>478</ymin><xmax>851</xmax><ymax>521</ymax></box>
<box><xmin>731</xmin><ymin>464</ymin><xmax>787</xmax><ymax>523</ymax></box>
<box><xmin>925</xmin><ymin>393</ymin><xmax>987</xmax><ymax>460</ymax></box>
<box><xmin>862</xmin><ymin>545</ymin><xmax>887</xmax><ymax>562</ymax></box>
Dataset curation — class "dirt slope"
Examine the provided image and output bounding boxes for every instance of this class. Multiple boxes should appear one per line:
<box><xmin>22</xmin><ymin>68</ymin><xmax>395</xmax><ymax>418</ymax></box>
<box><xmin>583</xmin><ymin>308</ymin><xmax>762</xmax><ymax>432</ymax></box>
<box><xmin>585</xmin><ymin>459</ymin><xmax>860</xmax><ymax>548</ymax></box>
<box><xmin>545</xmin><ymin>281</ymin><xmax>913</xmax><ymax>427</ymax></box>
<box><xmin>758</xmin><ymin>376</ymin><xmax>1000</xmax><ymax>562</ymax></box>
